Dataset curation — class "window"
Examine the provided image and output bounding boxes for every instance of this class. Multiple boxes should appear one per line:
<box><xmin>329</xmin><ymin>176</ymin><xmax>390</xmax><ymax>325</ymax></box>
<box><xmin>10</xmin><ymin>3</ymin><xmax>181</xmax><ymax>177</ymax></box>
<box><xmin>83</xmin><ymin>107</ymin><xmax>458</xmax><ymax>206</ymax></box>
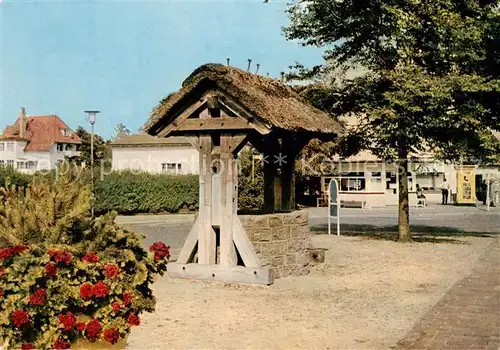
<box><xmin>61</xmin><ymin>128</ymin><xmax>71</xmax><ymax>137</ymax></box>
<box><xmin>17</xmin><ymin>161</ymin><xmax>25</xmax><ymax>169</ymax></box>
<box><xmin>57</xmin><ymin>144</ymin><xmax>64</xmax><ymax>152</ymax></box>
<box><xmin>0</xmin><ymin>160</ymin><xmax>4</xmax><ymax>167</ymax></box>
<box><xmin>7</xmin><ymin>160</ymin><xmax>14</xmax><ymax>167</ymax></box>
<box><xmin>7</xmin><ymin>143</ymin><xmax>14</xmax><ymax>151</ymax></box>
<box><xmin>0</xmin><ymin>143</ymin><xmax>4</xmax><ymax>151</ymax></box>
<box><xmin>28</xmin><ymin>161</ymin><xmax>38</xmax><ymax>170</ymax></box>
<box><xmin>340</xmin><ymin>172</ymin><xmax>366</xmax><ymax>192</ymax></box>
<box><xmin>162</xmin><ymin>163</ymin><xmax>181</xmax><ymax>175</ymax></box>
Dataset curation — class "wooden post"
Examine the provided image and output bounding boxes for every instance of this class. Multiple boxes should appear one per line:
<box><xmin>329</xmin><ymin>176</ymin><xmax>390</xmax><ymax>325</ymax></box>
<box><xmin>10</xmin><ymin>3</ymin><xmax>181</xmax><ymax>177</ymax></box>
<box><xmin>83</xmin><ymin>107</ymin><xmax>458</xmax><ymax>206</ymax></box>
<box><xmin>219</xmin><ymin>134</ymin><xmax>238</xmax><ymax>266</ymax></box>
<box><xmin>281</xmin><ymin>150</ymin><xmax>296</xmax><ymax>212</ymax></box>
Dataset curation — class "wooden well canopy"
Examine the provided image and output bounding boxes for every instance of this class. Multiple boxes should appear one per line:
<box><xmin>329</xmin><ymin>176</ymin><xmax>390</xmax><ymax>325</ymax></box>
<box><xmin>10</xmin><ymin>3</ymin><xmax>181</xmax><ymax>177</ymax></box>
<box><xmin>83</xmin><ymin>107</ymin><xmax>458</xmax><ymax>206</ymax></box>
<box><xmin>144</xmin><ymin>63</ymin><xmax>343</xmax><ymax>285</ymax></box>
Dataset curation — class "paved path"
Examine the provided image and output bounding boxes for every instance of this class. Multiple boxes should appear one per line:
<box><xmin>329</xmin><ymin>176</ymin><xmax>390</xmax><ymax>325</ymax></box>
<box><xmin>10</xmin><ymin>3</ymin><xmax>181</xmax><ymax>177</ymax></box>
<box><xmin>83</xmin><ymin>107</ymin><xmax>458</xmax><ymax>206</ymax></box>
<box><xmin>395</xmin><ymin>238</ymin><xmax>500</xmax><ymax>349</ymax></box>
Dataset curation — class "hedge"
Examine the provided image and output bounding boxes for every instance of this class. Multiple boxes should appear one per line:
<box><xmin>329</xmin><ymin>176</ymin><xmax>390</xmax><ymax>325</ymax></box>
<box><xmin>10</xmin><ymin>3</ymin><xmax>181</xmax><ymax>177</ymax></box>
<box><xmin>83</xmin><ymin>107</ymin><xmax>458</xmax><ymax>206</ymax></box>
<box><xmin>95</xmin><ymin>171</ymin><xmax>199</xmax><ymax>215</ymax></box>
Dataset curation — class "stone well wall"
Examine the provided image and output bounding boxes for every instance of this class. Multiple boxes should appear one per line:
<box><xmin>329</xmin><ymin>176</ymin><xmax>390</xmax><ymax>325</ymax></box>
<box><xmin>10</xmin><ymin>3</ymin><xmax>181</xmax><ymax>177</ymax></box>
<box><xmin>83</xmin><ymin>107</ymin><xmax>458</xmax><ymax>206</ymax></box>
<box><xmin>240</xmin><ymin>211</ymin><xmax>312</xmax><ymax>278</ymax></box>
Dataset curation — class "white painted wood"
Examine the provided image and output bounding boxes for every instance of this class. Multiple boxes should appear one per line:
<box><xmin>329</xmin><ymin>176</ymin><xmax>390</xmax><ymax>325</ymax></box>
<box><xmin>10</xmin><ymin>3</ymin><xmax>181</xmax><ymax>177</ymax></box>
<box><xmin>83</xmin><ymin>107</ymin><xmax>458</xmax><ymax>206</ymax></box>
<box><xmin>168</xmin><ymin>263</ymin><xmax>273</xmax><ymax>285</ymax></box>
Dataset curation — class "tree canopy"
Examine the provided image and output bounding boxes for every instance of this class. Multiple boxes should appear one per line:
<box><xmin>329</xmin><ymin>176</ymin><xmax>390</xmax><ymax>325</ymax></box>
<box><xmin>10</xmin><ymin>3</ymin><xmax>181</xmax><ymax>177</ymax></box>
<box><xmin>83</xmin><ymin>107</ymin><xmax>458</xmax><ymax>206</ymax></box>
<box><xmin>75</xmin><ymin>126</ymin><xmax>109</xmax><ymax>168</ymax></box>
<box><xmin>285</xmin><ymin>0</ymin><xmax>500</xmax><ymax>241</ymax></box>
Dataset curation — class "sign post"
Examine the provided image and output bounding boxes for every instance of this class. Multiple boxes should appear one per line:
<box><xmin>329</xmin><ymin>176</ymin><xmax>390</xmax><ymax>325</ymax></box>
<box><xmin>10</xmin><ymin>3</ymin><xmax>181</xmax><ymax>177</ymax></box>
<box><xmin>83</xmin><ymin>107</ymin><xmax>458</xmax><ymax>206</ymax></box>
<box><xmin>328</xmin><ymin>178</ymin><xmax>340</xmax><ymax>236</ymax></box>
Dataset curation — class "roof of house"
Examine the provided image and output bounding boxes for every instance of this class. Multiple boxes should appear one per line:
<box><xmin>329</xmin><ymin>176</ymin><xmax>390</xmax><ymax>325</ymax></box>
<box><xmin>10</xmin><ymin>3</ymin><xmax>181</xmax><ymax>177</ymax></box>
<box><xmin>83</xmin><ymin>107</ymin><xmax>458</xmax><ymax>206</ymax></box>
<box><xmin>144</xmin><ymin>63</ymin><xmax>344</xmax><ymax>136</ymax></box>
<box><xmin>110</xmin><ymin>134</ymin><xmax>192</xmax><ymax>147</ymax></box>
<box><xmin>0</xmin><ymin>115</ymin><xmax>81</xmax><ymax>152</ymax></box>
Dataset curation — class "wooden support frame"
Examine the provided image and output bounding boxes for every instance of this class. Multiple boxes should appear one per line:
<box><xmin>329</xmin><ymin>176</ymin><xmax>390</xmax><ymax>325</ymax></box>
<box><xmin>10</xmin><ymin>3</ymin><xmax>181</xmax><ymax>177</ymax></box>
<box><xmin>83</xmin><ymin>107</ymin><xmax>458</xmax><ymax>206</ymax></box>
<box><xmin>165</xmin><ymin>98</ymin><xmax>273</xmax><ymax>285</ymax></box>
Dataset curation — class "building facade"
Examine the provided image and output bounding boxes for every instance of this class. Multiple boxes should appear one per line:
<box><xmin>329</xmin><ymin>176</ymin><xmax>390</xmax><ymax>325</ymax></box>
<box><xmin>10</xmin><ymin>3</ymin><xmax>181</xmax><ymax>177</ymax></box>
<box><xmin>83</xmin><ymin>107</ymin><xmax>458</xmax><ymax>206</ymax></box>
<box><xmin>0</xmin><ymin>108</ymin><xmax>81</xmax><ymax>173</ymax></box>
<box><xmin>110</xmin><ymin>134</ymin><xmax>198</xmax><ymax>174</ymax></box>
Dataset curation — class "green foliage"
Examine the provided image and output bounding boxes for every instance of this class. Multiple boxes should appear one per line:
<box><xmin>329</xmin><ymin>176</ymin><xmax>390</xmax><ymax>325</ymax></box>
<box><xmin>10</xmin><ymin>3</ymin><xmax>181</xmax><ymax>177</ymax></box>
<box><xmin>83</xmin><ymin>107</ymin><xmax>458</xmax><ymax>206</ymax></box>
<box><xmin>0</xmin><ymin>167</ymin><xmax>31</xmax><ymax>190</ymax></box>
<box><xmin>237</xmin><ymin>148</ymin><xmax>264</xmax><ymax>213</ymax></box>
<box><xmin>285</xmin><ymin>0</ymin><xmax>500</xmax><ymax>240</ymax></box>
<box><xmin>95</xmin><ymin>171</ymin><xmax>199</xmax><ymax>215</ymax></box>
<box><xmin>75</xmin><ymin>126</ymin><xmax>110</xmax><ymax>168</ymax></box>
<box><xmin>0</xmin><ymin>174</ymin><xmax>92</xmax><ymax>248</ymax></box>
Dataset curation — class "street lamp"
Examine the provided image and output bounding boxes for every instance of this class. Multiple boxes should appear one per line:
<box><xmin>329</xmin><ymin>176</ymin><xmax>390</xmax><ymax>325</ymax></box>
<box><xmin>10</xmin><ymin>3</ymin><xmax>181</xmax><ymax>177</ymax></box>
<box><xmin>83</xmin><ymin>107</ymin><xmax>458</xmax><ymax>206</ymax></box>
<box><xmin>84</xmin><ymin>110</ymin><xmax>100</xmax><ymax>217</ymax></box>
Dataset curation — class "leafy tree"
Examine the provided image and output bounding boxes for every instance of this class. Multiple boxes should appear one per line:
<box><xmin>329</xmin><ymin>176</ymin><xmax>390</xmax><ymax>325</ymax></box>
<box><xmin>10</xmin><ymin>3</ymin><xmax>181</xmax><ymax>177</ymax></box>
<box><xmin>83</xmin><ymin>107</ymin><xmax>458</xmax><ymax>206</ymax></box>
<box><xmin>75</xmin><ymin>126</ymin><xmax>109</xmax><ymax>167</ymax></box>
<box><xmin>112</xmin><ymin>122</ymin><xmax>131</xmax><ymax>141</ymax></box>
<box><xmin>285</xmin><ymin>0</ymin><xmax>500</xmax><ymax>241</ymax></box>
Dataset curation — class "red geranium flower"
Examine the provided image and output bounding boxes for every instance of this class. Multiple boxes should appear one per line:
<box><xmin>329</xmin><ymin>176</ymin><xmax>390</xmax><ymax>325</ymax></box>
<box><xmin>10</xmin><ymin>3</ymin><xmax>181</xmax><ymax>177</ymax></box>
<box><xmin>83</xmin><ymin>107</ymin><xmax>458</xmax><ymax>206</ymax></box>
<box><xmin>0</xmin><ymin>245</ymin><xmax>28</xmax><ymax>261</ymax></box>
<box><xmin>21</xmin><ymin>343</ymin><xmax>35</xmax><ymax>350</ymax></box>
<box><xmin>85</xmin><ymin>319</ymin><xmax>102</xmax><ymax>342</ymax></box>
<box><xmin>29</xmin><ymin>289</ymin><xmax>46</xmax><ymax>305</ymax></box>
<box><xmin>104</xmin><ymin>327</ymin><xmax>120</xmax><ymax>344</ymax></box>
<box><xmin>149</xmin><ymin>242</ymin><xmax>170</xmax><ymax>261</ymax></box>
<box><xmin>80</xmin><ymin>283</ymin><xmax>94</xmax><ymax>300</ymax></box>
<box><xmin>122</xmin><ymin>291</ymin><xmax>134</xmax><ymax>306</ymax></box>
<box><xmin>104</xmin><ymin>264</ymin><xmax>119</xmax><ymax>279</ymax></box>
<box><xmin>82</xmin><ymin>252</ymin><xmax>99</xmax><ymax>263</ymax></box>
<box><xmin>76</xmin><ymin>322</ymin><xmax>86</xmax><ymax>332</ymax></box>
<box><xmin>0</xmin><ymin>267</ymin><xmax>5</xmax><ymax>277</ymax></box>
<box><xmin>44</xmin><ymin>262</ymin><xmax>58</xmax><ymax>278</ymax></box>
<box><xmin>53</xmin><ymin>337</ymin><xmax>70</xmax><ymax>349</ymax></box>
<box><xmin>127</xmin><ymin>314</ymin><xmax>140</xmax><ymax>326</ymax></box>
<box><xmin>12</xmin><ymin>310</ymin><xmax>29</xmax><ymax>328</ymax></box>
<box><xmin>58</xmin><ymin>312</ymin><xmax>77</xmax><ymax>331</ymax></box>
<box><xmin>0</xmin><ymin>288</ymin><xmax>3</xmax><ymax>298</ymax></box>
<box><xmin>92</xmin><ymin>281</ymin><xmax>109</xmax><ymax>298</ymax></box>
<box><xmin>111</xmin><ymin>302</ymin><xmax>121</xmax><ymax>312</ymax></box>
<box><xmin>49</xmin><ymin>250</ymin><xmax>73</xmax><ymax>266</ymax></box>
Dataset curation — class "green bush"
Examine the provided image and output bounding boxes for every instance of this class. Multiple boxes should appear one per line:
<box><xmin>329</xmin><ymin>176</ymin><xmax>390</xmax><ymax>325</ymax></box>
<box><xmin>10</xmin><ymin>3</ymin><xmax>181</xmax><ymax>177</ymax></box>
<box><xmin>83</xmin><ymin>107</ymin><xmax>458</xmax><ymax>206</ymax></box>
<box><xmin>0</xmin><ymin>167</ymin><xmax>31</xmax><ymax>189</ymax></box>
<box><xmin>95</xmin><ymin>171</ymin><xmax>199</xmax><ymax>215</ymax></box>
<box><xmin>237</xmin><ymin>148</ymin><xmax>264</xmax><ymax>213</ymax></box>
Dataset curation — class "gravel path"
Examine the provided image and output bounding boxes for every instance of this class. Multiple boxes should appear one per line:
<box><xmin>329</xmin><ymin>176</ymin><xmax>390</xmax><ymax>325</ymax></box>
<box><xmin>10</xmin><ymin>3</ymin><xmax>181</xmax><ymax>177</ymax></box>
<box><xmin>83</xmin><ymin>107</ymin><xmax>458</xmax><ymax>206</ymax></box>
<box><xmin>127</xmin><ymin>235</ymin><xmax>494</xmax><ymax>349</ymax></box>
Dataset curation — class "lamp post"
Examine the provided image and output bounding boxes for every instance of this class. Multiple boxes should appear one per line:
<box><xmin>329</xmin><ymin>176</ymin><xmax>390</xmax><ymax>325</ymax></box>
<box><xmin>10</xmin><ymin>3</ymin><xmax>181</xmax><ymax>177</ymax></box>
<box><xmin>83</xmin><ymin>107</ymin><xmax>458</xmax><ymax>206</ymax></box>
<box><xmin>84</xmin><ymin>110</ymin><xmax>100</xmax><ymax>217</ymax></box>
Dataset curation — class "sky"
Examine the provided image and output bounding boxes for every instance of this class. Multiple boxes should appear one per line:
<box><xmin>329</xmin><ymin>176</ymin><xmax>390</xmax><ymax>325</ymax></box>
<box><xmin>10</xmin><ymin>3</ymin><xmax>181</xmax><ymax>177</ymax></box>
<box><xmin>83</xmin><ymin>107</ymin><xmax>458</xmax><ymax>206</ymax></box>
<box><xmin>0</xmin><ymin>0</ymin><xmax>325</xmax><ymax>139</ymax></box>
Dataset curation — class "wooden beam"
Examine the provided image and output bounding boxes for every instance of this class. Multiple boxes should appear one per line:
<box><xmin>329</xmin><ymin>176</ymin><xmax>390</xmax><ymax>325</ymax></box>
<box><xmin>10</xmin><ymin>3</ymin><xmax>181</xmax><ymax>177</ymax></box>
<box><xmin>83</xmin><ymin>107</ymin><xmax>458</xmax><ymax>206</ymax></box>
<box><xmin>185</xmin><ymin>136</ymin><xmax>199</xmax><ymax>149</ymax></box>
<box><xmin>176</xmin><ymin>217</ymin><xmax>200</xmax><ymax>264</ymax></box>
<box><xmin>219</xmin><ymin>135</ymin><xmax>238</xmax><ymax>266</ymax></box>
<box><xmin>168</xmin><ymin>263</ymin><xmax>273</xmax><ymax>285</ymax></box>
<box><xmin>198</xmin><ymin>136</ymin><xmax>216</xmax><ymax>265</ymax></box>
<box><xmin>217</xmin><ymin>97</ymin><xmax>272</xmax><ymax>135</ymax></box>
<box><xmin>173</xmin><ymin>118</ymin><xmax>254</xmax><ymax>132</ymax></box>
<box><xmin>232</xmin><ymin>217</ymin><xmax>261</xmax><ymax>268</ymax></box>
<box><xmin>157</xmin><ymin>97</ymin><xmax>208</xmax><ymax>138</ymax></box>
<box><xmin>229</xmin><ymin>135</ymin><xmax>247</xmax><ymax>154</ymax></box>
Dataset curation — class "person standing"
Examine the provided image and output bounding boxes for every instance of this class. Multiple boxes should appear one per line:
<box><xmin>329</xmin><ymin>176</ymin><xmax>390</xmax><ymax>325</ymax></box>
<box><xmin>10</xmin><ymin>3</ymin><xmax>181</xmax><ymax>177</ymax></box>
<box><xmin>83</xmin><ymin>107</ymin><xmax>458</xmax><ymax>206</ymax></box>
<box><xmin>440</xmin><ymin>178</ymin><xmax>450</xmax><ymax>205</ymax></box>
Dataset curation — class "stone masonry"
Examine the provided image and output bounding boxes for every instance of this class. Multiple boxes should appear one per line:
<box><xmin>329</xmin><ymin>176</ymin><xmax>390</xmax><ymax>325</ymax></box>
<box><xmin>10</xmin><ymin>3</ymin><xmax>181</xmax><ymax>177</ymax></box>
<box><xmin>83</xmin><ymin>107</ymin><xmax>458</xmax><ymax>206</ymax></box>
<box><xmin>240</xmin><ymin>212</ymin><xmax>312</xmax><ymax>278</ymax></box>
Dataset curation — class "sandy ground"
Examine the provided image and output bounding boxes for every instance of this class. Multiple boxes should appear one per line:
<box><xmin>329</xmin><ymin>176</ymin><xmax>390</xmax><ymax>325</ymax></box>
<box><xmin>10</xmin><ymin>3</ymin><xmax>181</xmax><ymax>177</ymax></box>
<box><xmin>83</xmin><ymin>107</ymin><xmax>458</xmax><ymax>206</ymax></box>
<box><xmin>127</xmin><ymin>235</ymin><xmax>495</xmax><ymax>349</ymax></box>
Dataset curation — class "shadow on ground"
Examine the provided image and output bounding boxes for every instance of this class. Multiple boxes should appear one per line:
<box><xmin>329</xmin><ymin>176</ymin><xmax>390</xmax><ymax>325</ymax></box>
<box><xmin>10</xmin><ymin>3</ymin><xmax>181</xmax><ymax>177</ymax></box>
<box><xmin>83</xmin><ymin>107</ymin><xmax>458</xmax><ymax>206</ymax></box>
<box><xmin>310</xmin><ymin>224</ymin><xmax>498</xmax><ymax>244</ymax></box>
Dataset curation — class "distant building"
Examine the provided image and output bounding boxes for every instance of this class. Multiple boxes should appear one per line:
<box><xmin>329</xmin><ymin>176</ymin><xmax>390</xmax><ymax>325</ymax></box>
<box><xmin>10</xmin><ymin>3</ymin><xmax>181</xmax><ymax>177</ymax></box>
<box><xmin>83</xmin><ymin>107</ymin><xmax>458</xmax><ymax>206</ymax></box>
<box><xmin>110</xmin><ymin>134</ymin><xmax>198</xmax><ymax>174</ymax></box>
<box><xmin>0</xmin><ymin>108</ymin><xmax>81</xmax><ymax>173</ymax></box>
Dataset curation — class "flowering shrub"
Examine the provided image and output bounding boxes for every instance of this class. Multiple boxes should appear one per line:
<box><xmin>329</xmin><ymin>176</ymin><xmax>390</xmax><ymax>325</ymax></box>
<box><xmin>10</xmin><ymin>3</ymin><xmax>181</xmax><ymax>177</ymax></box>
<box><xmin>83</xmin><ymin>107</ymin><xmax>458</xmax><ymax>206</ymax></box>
<box><xmin>0</xmin><ymin>236</ymin><xmax>170</xmax><ymax>349</ymax></box>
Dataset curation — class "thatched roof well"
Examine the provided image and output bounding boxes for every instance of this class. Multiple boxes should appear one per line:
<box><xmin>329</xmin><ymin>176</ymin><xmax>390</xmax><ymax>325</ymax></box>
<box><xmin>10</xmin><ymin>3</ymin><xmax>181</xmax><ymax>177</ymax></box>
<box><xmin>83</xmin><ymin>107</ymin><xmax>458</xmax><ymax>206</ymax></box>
<box><xmin>144</xmin><ymin>63</ymin><xmax>343</xmax><ymax>136</ymax></box>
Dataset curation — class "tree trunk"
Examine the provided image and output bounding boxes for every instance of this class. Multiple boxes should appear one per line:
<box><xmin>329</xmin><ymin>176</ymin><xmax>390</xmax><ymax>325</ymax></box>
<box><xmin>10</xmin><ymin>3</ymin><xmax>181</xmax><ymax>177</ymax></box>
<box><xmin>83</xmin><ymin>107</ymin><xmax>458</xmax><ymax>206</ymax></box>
<box><xmin>397</xmin><ymin>147</ymin><xmax>412</xmax><ymax>242</ymax></box>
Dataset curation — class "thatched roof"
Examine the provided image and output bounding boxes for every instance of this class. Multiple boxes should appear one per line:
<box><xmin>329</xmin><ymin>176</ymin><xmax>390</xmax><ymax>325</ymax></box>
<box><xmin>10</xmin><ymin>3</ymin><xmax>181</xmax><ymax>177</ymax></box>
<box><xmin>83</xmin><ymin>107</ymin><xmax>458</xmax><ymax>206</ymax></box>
<box><xmin>111</xmin><ymin>134</ymin><xmax>191</xmax><ymax>147</ymax></box>
<box><xmin>144</xmin><ymin>63</ymin><xmax>343</xmax><ymax>136</ymax></box>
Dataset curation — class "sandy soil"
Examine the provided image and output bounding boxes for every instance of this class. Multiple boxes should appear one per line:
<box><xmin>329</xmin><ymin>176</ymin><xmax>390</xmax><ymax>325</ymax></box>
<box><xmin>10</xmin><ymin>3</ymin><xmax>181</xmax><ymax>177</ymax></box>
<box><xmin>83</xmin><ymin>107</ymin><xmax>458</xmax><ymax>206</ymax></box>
<box><xmin>127</xmin><ymin>235</ymin><xmax>494</xmax><ymax>349</ymax></box>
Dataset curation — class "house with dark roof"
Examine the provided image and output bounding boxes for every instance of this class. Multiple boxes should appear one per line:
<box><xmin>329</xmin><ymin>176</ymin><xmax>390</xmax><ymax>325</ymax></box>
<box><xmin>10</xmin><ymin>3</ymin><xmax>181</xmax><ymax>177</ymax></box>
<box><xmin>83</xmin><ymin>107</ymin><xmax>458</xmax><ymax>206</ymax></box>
<box><xmin>110</xmin><ymin>134</ymin><xmax>198</xmax><ymax>174</ymax></box>
<box><xmin>0</xmin><ymin>108</ymin><xmax>81</xmax><ymax>172</ymax></box>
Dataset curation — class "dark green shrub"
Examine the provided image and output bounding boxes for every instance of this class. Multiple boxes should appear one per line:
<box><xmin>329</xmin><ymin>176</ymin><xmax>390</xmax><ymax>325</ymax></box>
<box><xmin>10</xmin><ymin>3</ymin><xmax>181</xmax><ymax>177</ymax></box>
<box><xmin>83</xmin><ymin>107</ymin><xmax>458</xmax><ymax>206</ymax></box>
<box><xmin>237</xmin><ymin>148</ymin><xmax>264</xmax><ymax>213</ymax></box>
<box><xmin>95</xmin><ymin>171</ymin><xmax>199</xmax><ymax>215</ymax></box>
<box><xmin>0</xmin><ymin>166</ymin><xmax>31</xmax><ymax>189</ymax></box>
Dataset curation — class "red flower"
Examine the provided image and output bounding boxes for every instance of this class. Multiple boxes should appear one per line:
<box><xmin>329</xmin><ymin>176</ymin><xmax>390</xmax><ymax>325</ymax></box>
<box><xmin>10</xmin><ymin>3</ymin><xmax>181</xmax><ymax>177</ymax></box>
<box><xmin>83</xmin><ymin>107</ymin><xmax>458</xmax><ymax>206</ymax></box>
<box><xmin>104</xmin><ymin>264</ymin><xmax>119</xmax><ymax>279</ymax></box>
<box><xmin>76</xmin><ymin>322</ymin><xmax>86</xmax><ymax>331</ymax></box>
<box><xmin>0</xmin><ymin>288</ymin><xmax>3</xmax><ymax>298</ymax></box>
<box><xmin>29</xmin><ymin>289</ymin><xmax>46</xmax><ymax>305</ymax></box>
<box><xmin>104</xmin><ymin>327</ymin><xmax>120</xmax><ymax>344</ymax></box>
<box><xmin>111</xmin><ymin>302</ymin><xmax>121</xmax><ymax>312</ymax></box>
<box><xmin>0</xmin><ymin>245</ymin><xmax>28</xmax><ymax>261</ymax></box>
<box><xmin>149</xmin><ymin>242</ymin><xmax>170</xmax><ymax>261</ymax></box>
<box><xmin>92</xmin><ymin>281</ymin><xmax>109</xmax><ymax>298</ymax></box>
<box><xmin>80</xmin><ymin>283</ymin><xmax>94</xmax><ymax>299</ymax></box>
<box><xmin>21</xmin><ymin>343</ymin><xmax>35</xmax><ymax>350</ymax></box>
<box><xmin>53</xmin><ymin>337</ymin><xmax>70</xmax><ymax>349</ymax></box>
<box><xmin>0</xmin><ymin>267</ymin><xmax>5</xmax><ymax>277</ymax></box>
<box><xmin>44</xmin><ymin>263</ymin><xmax>58</xmax><ymax>278</ymax></box>
<box><xmin>127</xmin><ymin>314</ymin><xmax>140</xmax><ymax>326</ymax></box>
<box><xmin>12</xmin><ymin>310</ymin><xmax>29</xmax><ymax>328</ymax></box>
<box><xmin>122</xmin><ymin>291</ymin><xmax>134</xmax><ymax>306</ymax></box>
<box><xmin>82</xmin><ymin>252</ymin><xmax>99</xmax><ymax>263</ymax></box>
<box><xmin>49</xmin><ymin>250</ymin><xmax>73</xmax><ymax>266</ymax></box>
<box><xmin>85</xmin><ymin>319</ymin><xmax>102</xmax><ymax>342</ymax></box>
<box><xmin>58</xmin><ymin>312</ymin><xmax>77</xmax><ymax>331</ymax></box>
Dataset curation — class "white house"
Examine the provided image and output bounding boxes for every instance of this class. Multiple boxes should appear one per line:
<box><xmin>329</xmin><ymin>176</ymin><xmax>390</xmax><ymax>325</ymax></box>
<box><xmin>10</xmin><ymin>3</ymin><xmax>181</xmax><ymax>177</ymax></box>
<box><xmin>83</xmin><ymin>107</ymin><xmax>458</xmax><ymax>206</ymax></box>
<box><xmin>0</xmin><ymin>108</ymin><xmax>81</xmax><ymax>173</ymax></box>
<box><xmin>110</xmin><ymin>134</ymin><xmax>198</xmax><ymax>174</ymax></box>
